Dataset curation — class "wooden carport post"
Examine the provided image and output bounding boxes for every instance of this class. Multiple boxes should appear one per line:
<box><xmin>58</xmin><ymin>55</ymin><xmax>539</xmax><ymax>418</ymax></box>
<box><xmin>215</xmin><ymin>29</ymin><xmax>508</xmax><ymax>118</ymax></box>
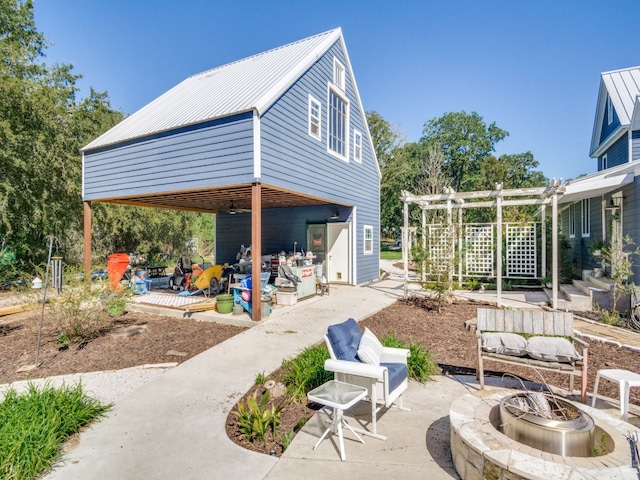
<box><xmin>251</xmin><ymin>182</ymin><xmax>262</xmax><ymax>321</ymax></box>
<box><xmin>83</xmin><ymin>201</ymin><xmax>92</xmax><ymax>290</ymax></box>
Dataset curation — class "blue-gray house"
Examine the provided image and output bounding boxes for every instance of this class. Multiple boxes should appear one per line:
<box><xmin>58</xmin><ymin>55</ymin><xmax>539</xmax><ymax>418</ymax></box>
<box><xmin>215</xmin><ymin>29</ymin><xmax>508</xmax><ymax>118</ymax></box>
<box><xmin>81</xmin><ymin>28</ymin><xmax>381</xmax><ymax>318</ymax></box>
<box><xmin>559</xmin><ymin>66</ymin><xmax>640</xmax><ymax>282</ymax></box>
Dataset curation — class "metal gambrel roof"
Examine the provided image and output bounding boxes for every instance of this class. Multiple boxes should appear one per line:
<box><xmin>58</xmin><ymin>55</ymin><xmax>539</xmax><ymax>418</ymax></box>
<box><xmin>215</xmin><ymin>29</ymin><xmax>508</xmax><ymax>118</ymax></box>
<box><xmin>83</xmin><ymin>29</ymin><xmax>342</xmax><ymax>151</ymax></box>
<box><xmin>590</xmin><ymin>66</ymin><xmax>640</xmax><ymax>157</ymax></box>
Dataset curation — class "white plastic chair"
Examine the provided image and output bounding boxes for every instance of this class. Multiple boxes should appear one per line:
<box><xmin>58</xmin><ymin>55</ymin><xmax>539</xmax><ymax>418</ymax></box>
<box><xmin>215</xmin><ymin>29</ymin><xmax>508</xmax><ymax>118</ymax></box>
<box><xmin>323</xmin><ymin>330</ymin><xmax>410</xmax><ymax>440</ymax></box>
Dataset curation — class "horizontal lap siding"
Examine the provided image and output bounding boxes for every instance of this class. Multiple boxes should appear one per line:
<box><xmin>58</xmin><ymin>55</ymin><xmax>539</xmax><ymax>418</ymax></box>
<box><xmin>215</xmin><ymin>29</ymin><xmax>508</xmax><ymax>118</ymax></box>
<box><xmin>603</xmin><ymin>134</ymin><xmax>628</xmax><ymax>169</ymax></box>
<box><xmin>216</xmin><ymin>205</ymin><xmax>338</xmax><ymax>265</ymax></box>
<box><xmin>632</xmin><ymin>131</ymin><xmax>640</xmax><ymax>161</ymax></box>
<box><xmin>260</xmin><ymin>41</ymin><xmax>379</xmax><ymax>283</ymax></box>
<box><xmin>83</xmin><ymin>114</ymin><xmax>254</xmax><ymax>200</ymax></box>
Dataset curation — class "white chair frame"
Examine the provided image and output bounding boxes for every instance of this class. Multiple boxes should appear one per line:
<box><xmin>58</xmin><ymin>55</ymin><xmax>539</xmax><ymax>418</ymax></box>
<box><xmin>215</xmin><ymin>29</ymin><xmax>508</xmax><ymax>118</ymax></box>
<box><xmin>323</xmin><ymin>335</ymin><xmax>410</xmax><ymax>440</ymax></box>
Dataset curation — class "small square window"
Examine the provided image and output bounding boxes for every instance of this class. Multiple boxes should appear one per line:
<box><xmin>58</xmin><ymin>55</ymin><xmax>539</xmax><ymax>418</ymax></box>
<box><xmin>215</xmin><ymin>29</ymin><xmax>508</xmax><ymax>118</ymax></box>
<box><xmin>364</xmin><ymin>225</ymin><xmax>373</xmax><ymax>254</ymax></box>
<box><xmin>354</xmin><ymin>130</ymin><xmax>362</xmax><ymax>162</ymax></box>
<box><xmin>333</xmin><ymin>58</ymin><xmax>345</xmax><ymax>91</ymax></box>
<box><xmin>308</xmin><ymin>95</ymin><xmax>321</xmax><ymax>140</ymax></box>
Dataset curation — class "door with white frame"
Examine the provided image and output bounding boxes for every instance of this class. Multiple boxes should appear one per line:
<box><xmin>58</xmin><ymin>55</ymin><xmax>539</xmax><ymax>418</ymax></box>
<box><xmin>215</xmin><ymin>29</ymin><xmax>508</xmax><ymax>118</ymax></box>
<box><xmin>327</xmin><ymin>222</ymin><xmax>351</xmax><ymax>284</ymax></box>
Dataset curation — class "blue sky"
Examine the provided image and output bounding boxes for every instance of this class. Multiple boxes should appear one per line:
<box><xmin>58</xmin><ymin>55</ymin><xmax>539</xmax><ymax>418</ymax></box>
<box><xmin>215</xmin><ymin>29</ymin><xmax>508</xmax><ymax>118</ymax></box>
<box><xmin>34</xmin><ymin>0</ymin><xmax>639</xmax><ymax>182</ymax></box>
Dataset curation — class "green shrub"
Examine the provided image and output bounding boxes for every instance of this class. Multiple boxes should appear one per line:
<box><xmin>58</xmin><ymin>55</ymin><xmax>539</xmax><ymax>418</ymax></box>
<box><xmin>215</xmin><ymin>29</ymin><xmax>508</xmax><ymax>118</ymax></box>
<box><xmin>281</xmin><ymin>343</ymin><xmax>332</xmax><ymax>402</ymax></box>
<box><xmin>380</xmin><ymin>334</ymin><xmax>439</xmax><ymax>382</ymax></box>
<box><xmin>0</xmin><ymin>382</ymin><xmax>110</xmax><ymax>479</ymax></box>
<box><xmin>234</xmin><ymin>389</ymin><xmax>282</xmax><ymax>444</ymax></box>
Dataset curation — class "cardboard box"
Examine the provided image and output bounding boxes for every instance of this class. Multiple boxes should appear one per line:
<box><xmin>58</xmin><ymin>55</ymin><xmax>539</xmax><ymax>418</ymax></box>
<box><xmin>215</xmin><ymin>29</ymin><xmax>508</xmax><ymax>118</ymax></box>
<box><xmin>277</xmin><ymin>291</ymin><xmax>297</xmax><ymax>306</ymax></box>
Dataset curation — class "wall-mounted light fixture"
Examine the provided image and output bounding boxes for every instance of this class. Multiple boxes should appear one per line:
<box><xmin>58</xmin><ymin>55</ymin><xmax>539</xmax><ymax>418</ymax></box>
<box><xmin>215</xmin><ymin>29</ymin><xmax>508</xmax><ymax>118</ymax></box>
<box><xmin>331</xmin><ymin>210</ymin><xmax>339</xmax><ymax>219</ymax></box>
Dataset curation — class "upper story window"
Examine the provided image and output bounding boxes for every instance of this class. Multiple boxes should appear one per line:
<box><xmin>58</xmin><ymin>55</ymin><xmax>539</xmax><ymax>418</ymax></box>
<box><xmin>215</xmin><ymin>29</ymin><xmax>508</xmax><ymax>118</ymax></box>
<box><xmin>328</xmin><ymin>87</ymin><xmax>349</xmax><ymax>160</ymax></box>
<box><xmin>354</xmin><ymin>130</ymin><xmax>362</xmax><ymax>162</ymax></box>
<box><xmin>333</xmin><ymin>58</ymin><xmax>345</xmax><ymax>91</ymax></box>
<box><xmin>308</xmin><ymin>95</ymin><xmax>321</xmax><ymax>140</ymax></box>
<box><xmin>602</xmin><ymin>154</ymin><xmax>608</xmax><ymax>170</ymax></box>
<box><xmin>607</xmin><ymin>96</ymin><xmax>613</xmax><ymax>125</ymax></box>
<box><xmin>581</xmin><ymin>198</ymin><xmax>590</xmax><ymax>237</ymax></box>
<box><xmin>569</xmin><ymin>203</ymin><xmax>576</xmax><ymax>238</ymax></box>
<box><xmin>364</xmin><ymin>225</ymin><xmax>373</xmax><ymax>254</ymax></box>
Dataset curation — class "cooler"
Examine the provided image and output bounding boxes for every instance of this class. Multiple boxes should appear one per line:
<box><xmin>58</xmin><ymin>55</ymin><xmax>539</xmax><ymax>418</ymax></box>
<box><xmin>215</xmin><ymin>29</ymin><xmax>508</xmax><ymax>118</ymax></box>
<box><xmin>289</xmin><ymin>265</ymin><xmax>316</xmax><ymax>299</ymax></box>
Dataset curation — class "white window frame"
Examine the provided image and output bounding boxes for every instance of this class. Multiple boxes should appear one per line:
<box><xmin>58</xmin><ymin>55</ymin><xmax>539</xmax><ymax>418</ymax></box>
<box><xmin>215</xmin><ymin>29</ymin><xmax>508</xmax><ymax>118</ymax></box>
<box><xmin>363</xmin><ymin>225</ymin><xmax>373</xmax><ymax>255</ymax></box>
<box><xmin>327</xmin><ymin>86</ymin><xmax>349</xmax><ymax>161</ymax></box>
<box><xmin>354</xmin><ymin>130</ymin><xmax>362</xmax><ymax>162</ymax></box>
<box><xmin>602</xmin><ymin>153</ymin><xmax>607</xmax><ymax>170</ymax></box>
<box><xmin>569</xmin><ymin>203</ymin><xmax>576</xmax><ymax>238</ymax></box>
<box><xmin>581</xmin><ymin>198</ymin><xmax>590</xmax><ymax>237</ymax></box>
<box><xmin>607</xmin><ymin>96</ymin><xmax>613</xmax><ymax>125</ymax></box>
<box><xmin>333</xmin><ymin>58</ymin><xmax>345</xmax><ymax>91</ymax></box>
<box><xmin>308</xmin><ymin>94</ymin><xmax>321</xmax><ymax>141</ymax></box>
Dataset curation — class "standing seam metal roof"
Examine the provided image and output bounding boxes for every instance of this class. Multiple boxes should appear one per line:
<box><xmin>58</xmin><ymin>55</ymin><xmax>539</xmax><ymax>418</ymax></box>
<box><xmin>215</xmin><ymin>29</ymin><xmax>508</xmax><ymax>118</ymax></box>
<box><xmin>602</xmin><ymin>66</ymin><xmax>640</xmax><ymax>125</ymax></box>
<box><xmin>83</xmin><ymin>28</ymin><xmax>342</xmax><ymax>151</ymax></box>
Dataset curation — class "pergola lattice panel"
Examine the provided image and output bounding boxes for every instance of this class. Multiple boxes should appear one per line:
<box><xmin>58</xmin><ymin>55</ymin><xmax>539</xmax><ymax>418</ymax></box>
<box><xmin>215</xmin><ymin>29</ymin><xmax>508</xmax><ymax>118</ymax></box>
<box><xmin>465</xmin><ymin>225</ymin><xmax>494</xmax><ymax>276</ymax></box>
<box><xmin>428</xmin><ymin>225</ymin><xmax>453</xmax><ymax>274</ymax></box>
<box><xmin>505</xmin><ymin>224</ymin><xmax>537</xmax><ymax>277</ymax></box>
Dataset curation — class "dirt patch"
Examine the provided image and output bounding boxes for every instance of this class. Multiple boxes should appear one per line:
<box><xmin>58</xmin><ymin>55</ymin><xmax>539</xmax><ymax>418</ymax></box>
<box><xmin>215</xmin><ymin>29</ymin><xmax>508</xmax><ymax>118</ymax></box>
<box><xmin>0</xmin><ymin>309</ymin><xmax>246</xmax><ymax>384</ymax></box>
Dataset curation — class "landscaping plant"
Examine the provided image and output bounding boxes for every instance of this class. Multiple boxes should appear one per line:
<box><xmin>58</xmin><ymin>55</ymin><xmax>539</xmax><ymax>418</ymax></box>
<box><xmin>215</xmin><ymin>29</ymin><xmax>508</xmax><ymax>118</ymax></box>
<box><xmin>280</xmin><ymin>343</ymin><xmax>332</xmax><ymax>402</ymax></box>
<box><xmin>234</xmin><ymin>389</ymin><xmax>283</xmax><ymax>444</ymax></box>
<box><xmin>0</xmin><ymin>382</ymin><xmax>110</xmax><ymax>480</ymax></box>
<box><xmin>380</xmin><ymin>334</ymin><xmax>439</xmax><ymax>382</ymax></box>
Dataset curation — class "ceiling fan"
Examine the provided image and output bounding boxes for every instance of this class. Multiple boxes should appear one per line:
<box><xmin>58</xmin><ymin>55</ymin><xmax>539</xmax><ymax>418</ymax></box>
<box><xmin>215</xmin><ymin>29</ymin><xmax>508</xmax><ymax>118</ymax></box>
<box><xmin>226</xmin><ymin>200</ymin><xmax>251</xmax><ymax>215</ymax></box>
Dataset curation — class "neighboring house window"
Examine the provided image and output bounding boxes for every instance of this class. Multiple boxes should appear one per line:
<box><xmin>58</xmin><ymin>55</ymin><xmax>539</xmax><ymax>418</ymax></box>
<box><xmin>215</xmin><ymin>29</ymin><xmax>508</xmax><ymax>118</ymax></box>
<box><xmin>328</xmin><ymin>88</ymin><xmax>349</xmax><ymax>159</ymax></box>
<box><xmin>333</xmin><ymin>58</ymin><xmax>345</xmax><ymax>91</ymax></box>
<box><xmin>364</xmin><ymin>225</ymin><xmax>373</xmax><ymax>254</ymax></box>
<box><xmin>602</xmin><ymin>154</ymin><xmax>607</xmax><ymax>170</ymax></box>
<box><xmin>607</xmin><ymin>96</ymin><xmax>613</xmax><ymax>125</ymax></box>
<box><xmin>308</xmin><ymin>95</ymin><xmax>321</xmax><ymax>140</ymax></box>
<box><xmin>581</xmin><ymin>198</ymin><xmax>590</xmax><ymax>237</ymax></box>
<box><xmin>354</xmin><ymin>130</ymin><xmax>362</xmax><ymax>162</ymax></box>
<box><xmin>569</xmin><ymin>203</ymin><xmax>576</xmax><ymax>238</ymax></box>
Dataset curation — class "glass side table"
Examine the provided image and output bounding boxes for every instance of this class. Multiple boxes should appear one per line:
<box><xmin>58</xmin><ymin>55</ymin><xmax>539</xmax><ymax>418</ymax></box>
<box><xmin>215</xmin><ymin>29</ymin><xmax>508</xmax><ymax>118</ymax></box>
<box><xmin>307</xmin><ymin>380</ymin><xmax>368</xmax><ymax>461</ymax></box>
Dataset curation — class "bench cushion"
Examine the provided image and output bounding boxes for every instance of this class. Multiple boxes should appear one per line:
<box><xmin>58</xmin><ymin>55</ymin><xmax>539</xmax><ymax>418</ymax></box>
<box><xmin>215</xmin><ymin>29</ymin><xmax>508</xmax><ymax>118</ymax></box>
<box><xmin>481</xmin><ymin>332</ymin><xmax>528</xmax><ymax>356</ymax></box>
<box><xmin>526</xmin><ymin>336</ymin><xmax>582</xmax><ymax>363</ymax></box>
<box><xmin>327</xmin><ymin>318</ymin><xmax>362</xmax><ymax>362</ymax></box>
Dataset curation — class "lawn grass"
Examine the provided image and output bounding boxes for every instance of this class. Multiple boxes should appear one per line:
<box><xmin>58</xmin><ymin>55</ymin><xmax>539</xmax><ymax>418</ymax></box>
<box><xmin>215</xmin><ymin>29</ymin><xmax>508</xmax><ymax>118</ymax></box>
<box><xmin>0</xmin><ymin>382</ymin><xmax>111</xmax><ymax>480</ymax></box>
<box><xmin>380</xmin><ymin>250</ymin><xmax>402</xmax><ymax>260</ymax></box>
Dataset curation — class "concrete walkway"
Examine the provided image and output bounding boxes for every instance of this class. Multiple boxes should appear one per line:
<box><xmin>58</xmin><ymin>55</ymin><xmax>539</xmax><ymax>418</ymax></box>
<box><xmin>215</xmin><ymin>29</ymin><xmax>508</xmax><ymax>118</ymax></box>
<box><xmin>1</xmin><ymin>262</ymin><xmax>636</xmax><ymax>479</ymax></box>
<box><xmin>42</xmin><ymin>278</ymin><xmax>410</xmax><ymax>479</ymax></box>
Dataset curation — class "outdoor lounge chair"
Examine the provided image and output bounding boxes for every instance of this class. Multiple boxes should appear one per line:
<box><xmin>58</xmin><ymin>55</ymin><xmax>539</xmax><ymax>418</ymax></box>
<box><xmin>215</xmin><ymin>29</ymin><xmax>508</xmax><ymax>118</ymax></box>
<box><xmin>323</xmin><ymin>318</ymin><xmax>410</xmax><ymax>440</ymax></box>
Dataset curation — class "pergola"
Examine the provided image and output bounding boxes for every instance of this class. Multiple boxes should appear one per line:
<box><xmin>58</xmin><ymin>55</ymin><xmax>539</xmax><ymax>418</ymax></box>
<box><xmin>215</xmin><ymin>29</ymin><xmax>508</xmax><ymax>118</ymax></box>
<box><xmin>400</xmin><ymin>180</ymin><xmax>565</xmax><ymax>309</ymax></box>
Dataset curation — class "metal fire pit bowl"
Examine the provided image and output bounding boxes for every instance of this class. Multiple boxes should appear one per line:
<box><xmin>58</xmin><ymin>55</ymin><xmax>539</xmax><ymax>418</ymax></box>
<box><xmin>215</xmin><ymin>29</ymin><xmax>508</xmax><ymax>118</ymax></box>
<box><xmin>500</xmin><ymin>393</ymin><xmax>595</xmax><ymax>457</ymax></box>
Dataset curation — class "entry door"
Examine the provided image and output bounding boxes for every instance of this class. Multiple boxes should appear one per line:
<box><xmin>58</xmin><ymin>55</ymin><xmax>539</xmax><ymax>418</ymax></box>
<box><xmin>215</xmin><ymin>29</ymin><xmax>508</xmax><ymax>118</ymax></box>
<box><xmin>327</xmin><ymin>222</ymin><xmax>351</xmax><ymax>284</ymax></box>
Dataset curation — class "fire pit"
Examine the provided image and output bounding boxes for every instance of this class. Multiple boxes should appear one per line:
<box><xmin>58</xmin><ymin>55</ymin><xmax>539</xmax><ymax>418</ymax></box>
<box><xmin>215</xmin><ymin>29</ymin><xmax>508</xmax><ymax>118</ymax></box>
<box><xmin>450</xmin><ymin>388</ymin><xmax>634</xmax><ymax>479</ymax></box>
<box><xmin>500</xmin><ymin>393</ymin><xmax>595</xmax><ymax>457</ymax></box>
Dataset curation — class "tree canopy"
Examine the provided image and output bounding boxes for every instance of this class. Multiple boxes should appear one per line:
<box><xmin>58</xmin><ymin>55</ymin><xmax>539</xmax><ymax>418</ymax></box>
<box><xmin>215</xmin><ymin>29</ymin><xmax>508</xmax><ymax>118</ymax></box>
<box><xmin>0</xmin><ymin>0</ymin><xmax>210</xmax><ymax>276</ymax></box>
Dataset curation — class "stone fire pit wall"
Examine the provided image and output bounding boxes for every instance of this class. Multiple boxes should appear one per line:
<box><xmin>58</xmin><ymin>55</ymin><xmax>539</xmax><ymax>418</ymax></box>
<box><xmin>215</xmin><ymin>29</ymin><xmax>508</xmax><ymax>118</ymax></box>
<box><xmin>449</xmin><ymin>389</ymin><xmax>636</xmax><ymax>480</ymax></box>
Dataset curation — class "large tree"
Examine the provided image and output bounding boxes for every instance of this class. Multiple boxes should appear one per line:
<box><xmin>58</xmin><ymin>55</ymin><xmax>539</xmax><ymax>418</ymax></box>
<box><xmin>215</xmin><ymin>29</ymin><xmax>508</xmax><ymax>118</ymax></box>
<box><xmin>421</xmin><ymin>111</ymin><xmax>508</xmax><ymax>192</ymax></box>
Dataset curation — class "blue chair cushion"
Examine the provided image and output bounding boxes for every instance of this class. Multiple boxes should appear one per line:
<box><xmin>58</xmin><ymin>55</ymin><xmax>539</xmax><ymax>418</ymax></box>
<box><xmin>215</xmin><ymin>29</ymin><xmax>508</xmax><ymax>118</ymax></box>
<box><xmin>327</xmin><ymin>318</ymin><xmax>363</xmax><ymax>362</ymax></box>
<box><xmin>381</xmin><ymin>363</ymin><xmax>408</xmax><ymax>393</ymax></box>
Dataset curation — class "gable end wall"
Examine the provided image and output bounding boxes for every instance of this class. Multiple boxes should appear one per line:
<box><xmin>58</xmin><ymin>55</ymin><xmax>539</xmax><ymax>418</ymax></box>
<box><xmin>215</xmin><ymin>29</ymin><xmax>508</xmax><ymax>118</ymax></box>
<box><xmin>259</xmin><ymin>41</ymin><xmax>380</xmax><ymax>283</ymax></box>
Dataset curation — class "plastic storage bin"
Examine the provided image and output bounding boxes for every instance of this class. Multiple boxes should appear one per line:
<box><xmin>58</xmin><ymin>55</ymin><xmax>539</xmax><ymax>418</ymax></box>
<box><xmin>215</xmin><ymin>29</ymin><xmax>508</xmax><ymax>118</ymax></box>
<box><xmin>277</xmin><ymin>291</ymin><xmax>297</xmax><ymax>306</ymax></box>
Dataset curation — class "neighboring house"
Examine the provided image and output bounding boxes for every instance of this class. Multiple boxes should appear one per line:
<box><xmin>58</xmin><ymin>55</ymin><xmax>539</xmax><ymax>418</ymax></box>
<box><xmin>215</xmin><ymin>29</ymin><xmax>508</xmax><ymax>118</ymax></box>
<box><xmin>81</xmin><ymin>28</ymin><xmax>381</xmax><ymax>294</ymax></box>
<box><xmin>560</xmin><ymin>66</ymin><xmax>640</xmax><ymax>282</ymax></box>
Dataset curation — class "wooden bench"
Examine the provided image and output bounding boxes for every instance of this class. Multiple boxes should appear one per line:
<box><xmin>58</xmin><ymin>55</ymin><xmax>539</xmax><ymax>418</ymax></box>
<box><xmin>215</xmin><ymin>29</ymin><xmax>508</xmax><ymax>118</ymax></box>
<box><xmin>476</xmin><ymin>308</ymin><xmax>589</xmax><ymax>403</ymax></box>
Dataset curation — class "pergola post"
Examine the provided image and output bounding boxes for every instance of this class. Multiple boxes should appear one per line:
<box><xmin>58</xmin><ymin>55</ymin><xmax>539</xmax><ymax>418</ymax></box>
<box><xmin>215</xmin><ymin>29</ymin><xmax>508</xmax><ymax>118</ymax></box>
<box><xmin>496</xmin><ymin>185</ymin><xmax>503</xmax><ymax>308</ymax></box>
<box><xmin>83</xmin><ymin>201</ymin><xmax>92</xmax><ymax>288</ymax></box>
<box><xmin>403</xmin><ymin>200</ymin><xmax>409</xmax><ymax>298</ymax></box>
<box><xmin>251</xmin><ymin>182</ymin><xmax>262</xmax><ymax>321</ymax></box>
<box><xmin>541</xmin><ymin>205</ymin><xmax>546</xmax><ymax>278</ymax></box>
<box><xmin>421</xmin><ymin>207</ymin><xmax>426</xmax><ymax>283</ymax></box>
<box><xmin>552</xmin><ymin>191</ymin><xmax>558</xmax><ymax>310</ymax></box>
<box><xmin>458</xmin><ymin>206</ymin><xmax>463</xmax><ymax>287</ymax></box>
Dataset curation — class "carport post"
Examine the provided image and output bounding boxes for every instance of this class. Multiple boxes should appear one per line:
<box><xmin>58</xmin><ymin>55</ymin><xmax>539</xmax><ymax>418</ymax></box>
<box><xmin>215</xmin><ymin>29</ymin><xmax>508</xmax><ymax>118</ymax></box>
<box><xmin>251</xmin><ymin>182</ymin><xmax>262</xmax><ymax>321</ymax></box>
<box><xmin>83</xmin><ymin>201</ymin><xmax>92</xmax><ymax>289</ymax></box>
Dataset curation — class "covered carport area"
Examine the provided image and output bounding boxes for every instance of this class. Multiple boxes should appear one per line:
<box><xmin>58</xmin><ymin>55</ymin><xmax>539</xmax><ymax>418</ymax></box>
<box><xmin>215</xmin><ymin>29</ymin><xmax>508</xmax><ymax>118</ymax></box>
<box><xmin>83</xmin><ymin>183</ymin><xmax>348</xmax><ymax>321</ymax></box>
